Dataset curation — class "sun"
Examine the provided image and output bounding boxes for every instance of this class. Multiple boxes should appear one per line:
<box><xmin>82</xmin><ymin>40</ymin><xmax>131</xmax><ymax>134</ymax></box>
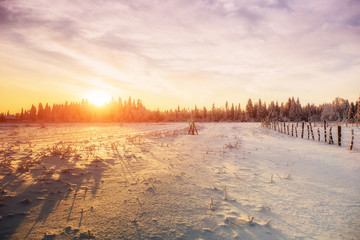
<box><xmin>85</xmin><ymin>90</ymin><xmax>111</xmax><ymax>107</ymax></box>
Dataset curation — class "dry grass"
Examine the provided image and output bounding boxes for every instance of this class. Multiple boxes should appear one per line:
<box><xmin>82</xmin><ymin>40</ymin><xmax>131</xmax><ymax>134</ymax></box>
<box><xmin>126</xmin><ymin>135</ymin><xmax>142</xmax><ymax>145</ymax></box>
<box><xmin>223</xmin><ymin>188</ymin><xmax>228</xmax><ymax>201</ymax></box>
<box><xmin>17</xmin><ymin>161</ymin><xmax>30</xmax><ymax>173</ymax></box>
<box><xmin>92</xmin><ymin>156</ymin><xmax>104</xmax><ymax>163</ymax></box>
<box><xmin>276</xmin><ymin>173</ymin><xmax>292</xmax><ymax>180</ymax></box>
<box><xmin>209</xmin><ymin>197</ymin><xmax>215</xmax><ymax>211</ymax></box>
<box><xmin>47</xmin><ymin>144</ymin><xmax>77</xmax><ymax>159</ymax></box>
<box><xmin>0</xmin><ymin>155</ymin><xmax>14</xmax><ymax>175</ymax></box>
<box><xmin>110</xmin><ymin>142</ymin><xmax>119</xmax><ymax>151</ymax></box>
<box><xmin>225</xmin><ymin>215</ymin><xmax>257</xmax><ymax>227</ymax></box>
<box><xmin>84</xmin><ymin>144</ymin><xmax>97</xmax><ymax>158</ymax></box>
<box><xmin>224</xmin><ymin>141</ymin><xmax>240</xmax><ymax>149</ymax></box>
<box><xmin>60</xmin><ymin>168</ymin><xmax>73</xmax><ymax>174</ymax></box>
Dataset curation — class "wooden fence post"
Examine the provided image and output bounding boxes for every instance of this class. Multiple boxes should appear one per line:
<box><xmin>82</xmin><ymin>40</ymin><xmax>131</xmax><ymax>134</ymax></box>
<box><xmin>287</xmin><ymin>124</ymin><xmax>289</xmax><ymax>135</ymax></box>
<box><xmin>329</xmin><ymin>127</ymin><xmax>334</xmax><ymax>144</ymax></box>
<box><xmin>307</xmin><ymin>124</ymin><xmax>310</xmax><ymax>139</ymax></box>
<box><xmin>317</xmin><ymin>128</ymin><xmax>320</xmax><ymax>141</ymax></box>
<box><xmin>310</xmin><ymin>123</ymin><xmax>315</xmax><ymax>140</ymax></box>
<box><xmin>291</xmin><ymin>124</ymin><xmax>294</xmax><ymax>137</ymax></box>
<box><xmin>301</xmin><ymin>122</ymin><xmax>304</xmax><ymax>138</ymax></box>
<box><xmin>337</xmin><ymin>126</ymin><xmax>341</xmax><ymax>146</ymax></box>
<box><xmin>324</xmin><ymin>120</ymin><xmax>327</xmax><ymax>143</ymax></box>
<box><xmin>284</xmin><ymin>122</ymin><xmax>286</xmax><ymax>134</ymax></box>
<box><xmin>295</xmin><ymin>127</ymin><xmax>298</xmax><ymax>137</ymax></box>
<box><xmin>349</xmin><ymin>129</ymin><xmax>354</xmax><ymax>150</ymax></box>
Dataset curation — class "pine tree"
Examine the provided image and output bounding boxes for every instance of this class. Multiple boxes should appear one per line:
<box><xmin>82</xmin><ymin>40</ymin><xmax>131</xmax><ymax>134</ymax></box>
<box><xmin>211</xmin><ymin>103</ymin><xmax>216</xmax><ymax>121</ymax></box>
<box><xmin>246</xmin><ymin>99</ymin><xmax>253</xmax><ymax>120</ymax></box>
<box><xmin>230</xmin><ymin>103</ymin><xmax>235</xmax><ymax>121</ymax></box>
<box><xmin>203</xmin><ymin>106</ymin><xmax>207</xmax><ymax>120</ymax></box>
<box><xmin>44</xmin><ymin>103</ymin><xmax>51</xmax><ymax>121</ymax></box>
<box><xmin>347</xmin><ymin>102</ymin><xmax>355</xmax><ymax>122</ymax></box>
<box><xmin>225</xmin><ymin>101</ymin><xmax>229</xmax><ymax>120</ymax></box>
<box><xmin>30</xmin><ymin>105</ymin><xmax>37</xmax><ymax>122</ymax></box>
<box><xmin>236</xmin><ymin>103</ymin><xmax>241</xmax><ymax>121</ymax></box>
<box><xmin>38</xmin><ymin>103</ymin><xmax>44</xmax><ymax>120</ymax></box>
<box><xmin>194</xmin><ymin>105</ymin><xmax>200</xmax><ymax>119</ymax></box>
<box><xmin>279</xmin><ymin>103</ymin><xmax>285</xmax><ymax>121</ymax></box>
<box><xmin>257</xmin><ymin>99</ymin><xmax>263</xmax><ymax>121</ymax></box>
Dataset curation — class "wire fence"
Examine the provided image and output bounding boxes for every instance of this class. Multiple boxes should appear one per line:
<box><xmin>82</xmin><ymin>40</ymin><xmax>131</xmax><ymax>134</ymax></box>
<box><xmin>263</xmin><ymin>121</ymin><xmax>360</xmax><ymax>151</ymax></box>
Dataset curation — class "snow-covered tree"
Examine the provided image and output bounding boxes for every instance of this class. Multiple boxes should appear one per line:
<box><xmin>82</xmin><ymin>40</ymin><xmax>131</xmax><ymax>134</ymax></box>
<box><xmin>246</xmin><ymin>99</ymin><xmax>253</xmax><ymax>120</ymax></box>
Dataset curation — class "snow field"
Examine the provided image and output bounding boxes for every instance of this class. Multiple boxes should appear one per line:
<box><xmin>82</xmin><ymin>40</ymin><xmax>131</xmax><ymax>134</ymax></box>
<box><xmin>0</xmin><ymin>122</ymin><xmax>359</xmax><ymax>239</ymax></box>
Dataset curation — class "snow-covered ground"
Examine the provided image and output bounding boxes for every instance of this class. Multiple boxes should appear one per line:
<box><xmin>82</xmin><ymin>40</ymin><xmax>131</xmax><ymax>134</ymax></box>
<box><xmin>0</xmin><ymin>122</ymin><xmax>359</xmax><ymax>239</ymax></box>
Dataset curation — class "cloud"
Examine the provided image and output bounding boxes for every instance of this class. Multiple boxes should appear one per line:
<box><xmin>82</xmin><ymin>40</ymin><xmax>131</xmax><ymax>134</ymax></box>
<box><xmin>0</xmin><ymin>1</ymin><xmax>11</xmax><ymax>24</ymax></box>
<box><xmin>0</xmin><ymin>0</ymin><xmax>360</xmax><ymax>111</ymax></box>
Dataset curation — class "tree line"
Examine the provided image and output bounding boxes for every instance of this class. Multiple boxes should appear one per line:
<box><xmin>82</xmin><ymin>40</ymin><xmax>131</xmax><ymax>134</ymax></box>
<box><xmin>1</xmin><ymin>96</ymin><xmax>359</xmax><ymax>123</ymax></box>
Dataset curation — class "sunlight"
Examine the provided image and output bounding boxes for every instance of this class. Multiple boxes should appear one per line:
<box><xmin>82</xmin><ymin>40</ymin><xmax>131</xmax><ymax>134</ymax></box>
<box><xmin>85</xmin><ymin>90</ymin><xmax>111</xmax><ymax>106</ymax></box>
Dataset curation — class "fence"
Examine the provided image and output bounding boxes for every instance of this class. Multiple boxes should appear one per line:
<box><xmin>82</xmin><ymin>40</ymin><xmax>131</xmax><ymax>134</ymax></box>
<box><xmin>263</xmin><ymin>121</ymin><xmax>360</xmax><ymax>151</ymax></box>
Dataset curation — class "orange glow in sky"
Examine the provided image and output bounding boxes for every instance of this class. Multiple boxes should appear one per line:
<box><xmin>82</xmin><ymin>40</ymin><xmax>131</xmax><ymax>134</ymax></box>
<box><xmin>85</xmin><ymin>90</ymin><xmax>112</xmax><ymax>107</ymax></box>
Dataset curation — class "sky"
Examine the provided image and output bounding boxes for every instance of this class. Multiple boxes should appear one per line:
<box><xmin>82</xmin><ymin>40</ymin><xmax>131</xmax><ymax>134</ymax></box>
<box><xmin>0</xmin><ymin>0</ymin><xmax>360</xmax><ymax>113</ymax></box>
